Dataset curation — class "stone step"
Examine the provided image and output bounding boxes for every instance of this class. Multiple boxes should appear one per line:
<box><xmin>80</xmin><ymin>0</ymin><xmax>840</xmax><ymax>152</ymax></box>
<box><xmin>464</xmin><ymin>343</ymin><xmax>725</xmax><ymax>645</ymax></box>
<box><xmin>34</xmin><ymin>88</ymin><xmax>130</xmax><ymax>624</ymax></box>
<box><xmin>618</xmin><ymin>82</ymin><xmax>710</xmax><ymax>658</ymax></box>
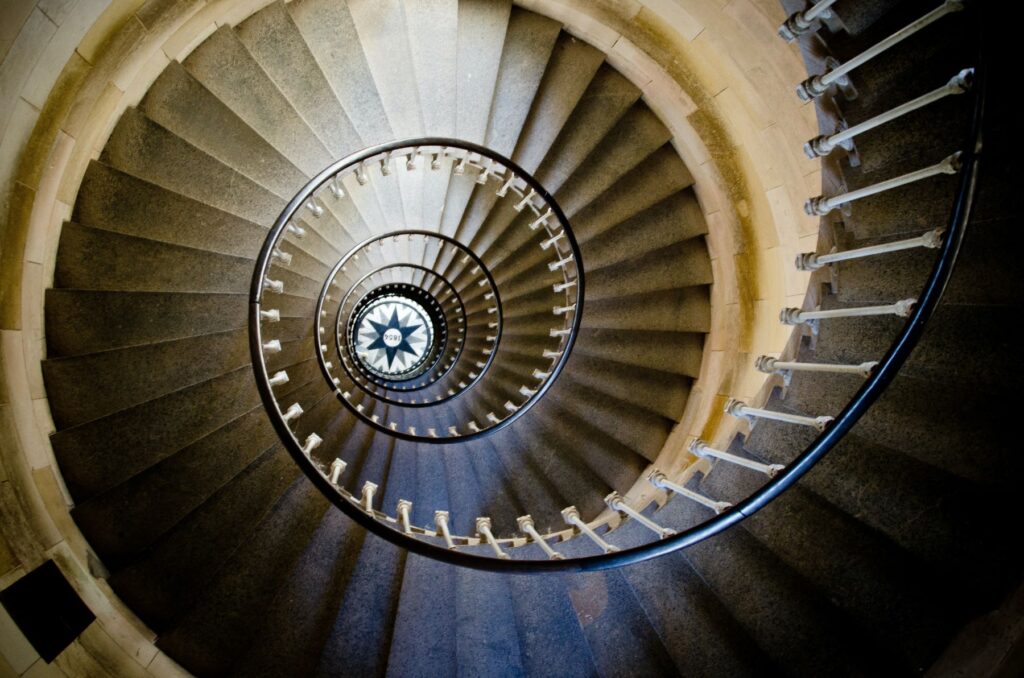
<box><xmin>287</xmin><ymin>0</ymin><xmax>393</xmax><ymax>145</ymax></box>
<box><xmin>314</xmin><ymin>530</ymin><xmax>407</xmax><ymax>676</ymax></box>
<box><xmin>156</xmin><ymin>476</ymin><xmax>330</xmax><ymax>674</ymax></box>
<box><xmin>384</xmin><ymin>553</ymin><xmax>458</xmax><ymax>677</ymax></box>
<box><xmin>71</xmin><ymin>406</ymin><xmax>275</xmax><ymax>566</ymax></box>
<box><xmin>511</xmin><ymin>32</ymin><xmax>605</xmax><ymax>174</ymax></box>
<box><xmin>51</xmin><ymin>366</ymin><xmax>264</xmax><ymax>500</ymax></box>
<box><xmin>44</xmin><ymin>290</ymin><xmax>246</xmax><ymax>357</ymax></box>
<box><xmin>226</xmin><ymin>508</ymin><xmax>365</xmax><ymax>678</ymax></box>
<box><xmin>109</xmin><ymin>444</ymin><xmax>299</xmax><ymax>631</ymax></box>
<box><xmin>236</xmin><ymin>0</ymin><xmax>362</xmax><ymax>159</ymax></box>
<box><xmin>655</xmin><ymin>495</ymin><xmax>894</xmax><ymax>676</ymax></box>
<box><xmin>699</xmin><ymin>458</ymin><xmax>955</xmax><ymax>671</ymax></box>
<box><xmin>43</xmin><ymin>328</ymin><xmax>250</xmax><ymax>430</ymax></box>
<box><xmin>139</xmin><ymin>60</ymin><xmax>308</xmax><ymax>200</ymax></box>
<box><xmin>554</xmin><ymin>105</ymin><xmax>674</xmax><ymax>219</ymax></box>
<box><xmin>533</xmin><ymin>64</ymin><xmax>641</xmax><ymax>194</ymax></box>
<box><xmin>73</xmin><ymin>161</ymin><xmax>267</xmax><ymax>259</ymax></box>
<box><xmin>573</xmin><ymin>326</ymin><xmax>705</xmax><ymax>378</ymax></box>
<box><xmin>183</xmin><ymin>24</ymin><xmax>333</xmax><ymax>175</ymax></box>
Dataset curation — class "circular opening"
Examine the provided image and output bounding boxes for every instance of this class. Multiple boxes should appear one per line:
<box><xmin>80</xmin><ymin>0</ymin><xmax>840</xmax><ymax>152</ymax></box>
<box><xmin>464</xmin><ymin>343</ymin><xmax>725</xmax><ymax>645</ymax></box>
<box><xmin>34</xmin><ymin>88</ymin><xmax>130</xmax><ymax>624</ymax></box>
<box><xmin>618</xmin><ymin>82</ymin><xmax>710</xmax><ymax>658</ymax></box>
<box><xmin>348</xmin><ymin>286</ymin><xmax>447</xmax><ymax>383</ymax></box>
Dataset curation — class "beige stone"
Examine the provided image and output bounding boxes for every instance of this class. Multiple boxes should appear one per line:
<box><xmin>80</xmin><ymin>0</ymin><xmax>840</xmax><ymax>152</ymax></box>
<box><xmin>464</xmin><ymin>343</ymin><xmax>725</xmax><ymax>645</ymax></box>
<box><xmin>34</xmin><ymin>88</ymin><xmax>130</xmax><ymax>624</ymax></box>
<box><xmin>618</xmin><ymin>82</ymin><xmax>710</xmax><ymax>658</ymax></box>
<box><xmin>0</xmin><ymin>98</ymin><xmax>40</xmax><ymax>217</ymax></box>
<box><xmin>22</xmin><ymin>656</ymin><xmax>69</xmax><ymax>678</ymax></box>
<box><xmin>21</xmin><ymin>0</ymin><xmax>109</xmax><ymax>110</ymax></box>
<box><xmin>0</xmin><ymin>0</ymin><xmax>39</xmax><ymax>65</ymax></box>
<box><xmin>0</xmin><ymin>9</ymin><xmax>57</xmax><ymax>135</ymax></box>
<box><xmin>0</xmin><ymin>599</ymin><xmax>38</xmax><ymax>674</ymax></box>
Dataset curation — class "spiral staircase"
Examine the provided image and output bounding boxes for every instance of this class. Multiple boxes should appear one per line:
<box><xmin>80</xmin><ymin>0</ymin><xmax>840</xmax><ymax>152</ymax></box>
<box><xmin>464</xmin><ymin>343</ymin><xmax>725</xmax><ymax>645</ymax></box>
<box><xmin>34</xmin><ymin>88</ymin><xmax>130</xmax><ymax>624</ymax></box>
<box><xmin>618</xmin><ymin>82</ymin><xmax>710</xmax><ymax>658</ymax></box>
<box><xmin>0</xmin><ymin>0</ymin><xmax>1020</xmax><ymax>675</ymax></box>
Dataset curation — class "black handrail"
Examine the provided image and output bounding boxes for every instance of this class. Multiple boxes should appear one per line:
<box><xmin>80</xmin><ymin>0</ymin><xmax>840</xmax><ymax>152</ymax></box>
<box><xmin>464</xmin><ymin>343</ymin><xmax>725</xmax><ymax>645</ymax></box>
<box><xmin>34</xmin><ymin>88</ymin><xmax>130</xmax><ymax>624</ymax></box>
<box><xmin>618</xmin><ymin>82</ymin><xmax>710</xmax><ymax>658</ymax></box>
<box><xmin>250</xmin><ymin>46</ymin><xmax>982</xmax><ymax>570</ymax></box>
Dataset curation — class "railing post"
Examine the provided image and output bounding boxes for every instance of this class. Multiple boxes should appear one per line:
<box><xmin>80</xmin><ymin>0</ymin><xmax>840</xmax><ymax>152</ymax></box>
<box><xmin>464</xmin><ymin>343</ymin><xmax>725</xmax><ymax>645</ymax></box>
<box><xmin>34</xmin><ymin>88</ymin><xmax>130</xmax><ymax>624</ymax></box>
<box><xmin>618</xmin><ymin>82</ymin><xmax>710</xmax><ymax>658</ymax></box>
<box><xmin>435</xmin><ymin>510</ymin><xmax>457</xmax><ymax>550</ymax></box>
<box><xmin>688</xmin><ymin>440</ymin><xmax>785</xmax><ymax>478</ymax></box>
<box><xmin>397</xmin><ymin>500</ymin><xmax>413</xmax><ymax>534</ymax></box>
<box><xmin>795</xmin><ymin>229</ymin><xmax>944</xmax><ymax>270</ymax></box>
<box><xmin>476</xmin><ymin>518</ymin><xmax>510</xmax><ymax>559</ymax></box>
<box><xmin>517</xmin><ymin>515</ymin><xmax>565</xmax><ymax>560</ymax></box>
<box><xmin>725</xmin><ymin>399</ymin><xmax>833</xmax><ymax>431</ymax></box>
<box><xmin>804</xmin><ymin>70</ymin><xmax>972</xmax><ymax>158</ymax></box>
<box><xmin>778</xmin><ymin>0</ymin><xmax>838</xmax><ymax>42</ymax></box>
<box><xmin>561</xmin><ymin>506</ymin><xmax>619</xmax><ymax>554</ymax></box>
<box><xmin>605</xmin><ymin>492</ymin><xmax>677</xmax><ymax>539</ymax></box>
<box><xmin>805</xmin><ymin>153</ymin><xmax>961</xmax><ymax>216</ymax></box>
<box><xmin>796</xmin><ymin>0</ymin><xmax>964</xmax><ymax>100</ymax></box>
<box><xmin>648</xmin><ymin>470</ymin><xmax>733</xmax><ymax>514</ymax></box>
<box><xmin>780</xmin><ymin>299</ymin><xmax>916</xmax><ymax>326</ymax></box>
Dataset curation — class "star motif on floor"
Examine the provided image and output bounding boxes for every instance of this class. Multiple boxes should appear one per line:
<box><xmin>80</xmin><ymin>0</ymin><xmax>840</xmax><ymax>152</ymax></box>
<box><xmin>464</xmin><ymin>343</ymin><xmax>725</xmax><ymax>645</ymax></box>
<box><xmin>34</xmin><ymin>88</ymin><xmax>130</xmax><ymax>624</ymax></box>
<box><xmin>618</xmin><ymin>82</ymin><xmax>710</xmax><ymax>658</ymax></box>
<box><xmin>365</xmin><ymin>307</ymin><xmax>423</xmax><ymax>369</ymax></box>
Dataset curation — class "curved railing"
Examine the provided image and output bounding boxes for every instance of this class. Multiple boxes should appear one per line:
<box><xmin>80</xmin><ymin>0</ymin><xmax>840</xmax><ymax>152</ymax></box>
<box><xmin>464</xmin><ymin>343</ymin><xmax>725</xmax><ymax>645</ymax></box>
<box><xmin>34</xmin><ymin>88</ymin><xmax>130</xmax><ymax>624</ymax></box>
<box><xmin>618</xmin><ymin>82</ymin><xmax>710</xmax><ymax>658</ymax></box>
<box><xmin>249</xmin><ymin>3</ymin><xmax>983</xmax><ymax>572</ymax></box>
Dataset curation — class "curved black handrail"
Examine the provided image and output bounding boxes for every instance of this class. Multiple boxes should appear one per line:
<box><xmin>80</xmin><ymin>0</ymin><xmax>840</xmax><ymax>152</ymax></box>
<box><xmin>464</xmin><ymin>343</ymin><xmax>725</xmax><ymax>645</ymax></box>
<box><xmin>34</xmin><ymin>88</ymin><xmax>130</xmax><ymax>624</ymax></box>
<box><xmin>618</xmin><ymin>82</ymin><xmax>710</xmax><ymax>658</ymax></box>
<box><xmin>313</xmin><ymin>229</ymin><xmax>505</xmax><ymax>441</ymax></box>
<box><xmin>251</xmin><ymin>52</ymin><xmax>982</xmax><ymax>570</ymax></box>
<box><xmin>252</xmin><ymin>137</ymin><xmax>584</xmax><ymax>445</ymax></box>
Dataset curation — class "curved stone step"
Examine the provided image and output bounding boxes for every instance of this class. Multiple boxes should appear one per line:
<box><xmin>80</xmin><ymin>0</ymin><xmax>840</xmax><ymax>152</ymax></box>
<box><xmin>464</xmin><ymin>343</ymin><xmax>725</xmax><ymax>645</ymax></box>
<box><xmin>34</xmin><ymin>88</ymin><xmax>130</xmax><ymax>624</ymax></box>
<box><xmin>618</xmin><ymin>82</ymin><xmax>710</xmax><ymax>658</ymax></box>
<box><xmin>156</xmin><ymin>476</ymin><xmax>330</xmax><ymax>674</ymax></box>
<box><xmin>182</xmin><ymin>24</ymin><xmax>334</xmax><ymax>174</ymax></box>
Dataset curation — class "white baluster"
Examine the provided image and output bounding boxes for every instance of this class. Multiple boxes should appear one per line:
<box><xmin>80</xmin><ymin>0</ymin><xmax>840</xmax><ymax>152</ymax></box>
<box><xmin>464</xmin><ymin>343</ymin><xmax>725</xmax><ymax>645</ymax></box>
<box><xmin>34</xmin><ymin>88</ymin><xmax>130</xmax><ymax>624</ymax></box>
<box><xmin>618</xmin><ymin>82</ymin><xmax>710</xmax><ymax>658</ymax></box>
<box><xmin>725</xmin><ymin>399</ymin><xmax>833</xmax><ymax>431</ymax></box>
<box><xmin>688</xmin><ymin>440</ymin><xmax>785</xmax><ymax>478</ymax></box>
<box><xmin>268</xmin><ymin>370</ymin><xmax>289</xmax><ymax>387</ymax></box>
<box><xmin>805</xmin><ymin>71</ymin><xmax>972</xmax><ymax>157</ymax></box>
<box><xmin>795</xmin><ymin>229</ymin><xmax>943</xmax><ymax>270</ymax></box>
<box><xmin>553</xmin><ymin>280</ymin><xmax>577</xmax><ymax>293</ymax></box>
<box><xmin>797</xmin><ymin>0</ymin><xmax>963</xmax><ymax>100</ymax></box>
<box><xmin>514</xmin><ymin>189</ymin><xmax>536</xmax><ymax>212</ymax></box>
<box><xmin>517</xmin><ymin>515</ymin><xmax>564</xmax><ymax>559</ymax></box>
<box><xmin>286</xmin><ymin>222</ymin><xmax>306</xmax><ymax>238</ymax></box>
<box><xmin>271</xmin><ymin>249</ymin><xmax>292</xmax><ymax>266</ymax></box>
<box><xmin>328</xmin><ymin>176</ymin><xmax>344</xmax><ymax>199</ymax></box>
<box><xmin>756</xmin><ymin>355</ymin><xmax>878</xmax><ymax>378</ymax></box>
<box><xmin>548</xmin><ymin>255</ymin><xmax>574</xmax><ymax>272</ymax></box>
<box><xmin>540</xmin><ymin>231</ymin><xmax>565</xmax><ymax>250</ymax></box>
<box><xmin>263</xmin><ymin>278</ymin><xmax>284</xmax><ymax>294</ymax></box>
<box><xmin>301</xmin><ymin>433</ymin><xmax>322</xmax><ymax>456</ymax></box>
<box><xmin>396</xmin><ymin>500</ymin><xmax>413</xmax><ymax>534</ymax></box>
<box><xmin>282</xmin><ymin>402</ymin><xmax>303</xmax><ymax>423</ymax></box>
<box><xmin>435</xmin><ymin>510</ymin><xmax>457</xmax><ymax>550</ymax></box>
<box><xmin>260</xmin><ymin>309</ymin><xmax>280</xmax><ymax>323</ymax></box>
<box><xmin>305</xmin><ymin>199</ymin><xmax>324</xmax><ymax>217</ymax></box>
<box><xmin>262</xmin><ymin>339</ymin><xmax>282</xmax><ymax>354</ymax></box>
<box><xmin>476</xmin><ymin>518</ymin><xmax>510</xmax><ymax>559</ymax></box>
<box><xmin>648</xmin><ymin>469</ymin><xmax>733</xmax><ymax>514</ymax></box>
<box><xmin>778</xmin><ymin>0</ymin><xmax>838</xmax><ymax>41</ymax></box>
<box><xmin>360</xmin><ymin>481</ymin><xmax>378</xmax><ymax>513</ymax></box>
<box><xmin>805</xmin><ymin>153</ymin><xmax>960</xmax><ymax>216</ymax></box>
<box><xmin>529</xmin><ymin>209</ymin><xmax>552</xmax><ymax>231</ymax></box>
<box><xmin>780</xmin><ymin>299</ymin><xmax>916</xmax><ymax>326</ymax></box>
<box><xmin>605</xmin><ymin>492</ymin><xmax>677</xmax><ymax>539</ymax></box>
<box><xmin>329</xmin><ymin>458</ymin><xmax>346</xmax><ymax>485</ymax></box>
<box><xmin>562</xmin><ymin>506</ymin><xmax>619</xmax><ymax>554</ymax></box>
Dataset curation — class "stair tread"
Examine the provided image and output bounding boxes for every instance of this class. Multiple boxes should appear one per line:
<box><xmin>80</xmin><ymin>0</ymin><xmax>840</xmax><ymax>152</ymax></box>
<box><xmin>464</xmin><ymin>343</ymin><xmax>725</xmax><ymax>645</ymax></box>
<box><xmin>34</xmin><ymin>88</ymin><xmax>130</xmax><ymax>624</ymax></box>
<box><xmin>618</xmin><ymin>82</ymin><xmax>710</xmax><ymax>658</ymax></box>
<box><xmin>182</xmin><ymin>24</ymin><xmax>333</xmax><ymax>174</ymax></box>
<box><xmin>237</xmin><ymin>1</ymin><xmax>363</xmax><ymax>158</ymax></box>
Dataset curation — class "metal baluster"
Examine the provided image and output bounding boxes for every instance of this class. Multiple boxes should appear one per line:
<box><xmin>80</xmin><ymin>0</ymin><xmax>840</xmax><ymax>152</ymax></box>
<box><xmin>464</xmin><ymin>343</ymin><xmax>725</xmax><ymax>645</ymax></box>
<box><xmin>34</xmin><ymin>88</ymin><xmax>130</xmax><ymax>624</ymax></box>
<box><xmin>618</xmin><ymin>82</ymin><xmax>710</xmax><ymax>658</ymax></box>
<box><xmin>805</xmin><ymin>70</ymin><xmax>972</xmax><ymax>157</ymax></box>
<box><xmin>780</xmin><ymin>299</ymin><xmax>916</xmax><ymax>326</ymax></box>
<box><xmin>517</xmin><ymin>515</ymin><xmax>565</xmax><ymax>560</ymax></box>
<box><xmin>756</xmin><ymin>355</ymin><xmax>878</xmax><ymax>378</ymax></box>
<box><xmin>605</xmin><ymin>492</ymin><xmax>677</xmax><ymax>538</ymax></box>
<box><xmin>796</xmin><ymin>0</ymin><xmax>964</xmax><ymax>100</ymax></box>
<box><xmin>688</xmin><ymin>440</ymin><xmax>785</xmax><ymax>478</ymax></box>
<box><xmin>476</xmin><ymin>518</ymin><xmax>510</xmax><ymax>559</ymax></box>
<box><xmin>435</xmin><ymin>510</ymin><xmax>457</xmax><ymax>550</ymax></box>
<box><xmin>648</xmin><ymin>470</ymin><xmax>733</xmax><ymax>514</ymax></box>
<box><xmin>778</xmin><ymin>0</ymin><xmax>838</xmax><ymax>42</ymax></box>
<box><xmin>725</xmin><ymin>399</ymin><xmax>833</xmax><ymax>431</ymax></box>
<box><xmin>796</xmin><ymin>229</ymin><xmax>943</xmax><ymax>270</ymax></box>
<box><xmin>562</xmin><ymin>506</ymin><xmax>619</xmax><ymax>553</ymax></box>
<box><xmin>805</xmin><ymin>153</ymin><xmax>961</xmax><ymax>216</ymax></box>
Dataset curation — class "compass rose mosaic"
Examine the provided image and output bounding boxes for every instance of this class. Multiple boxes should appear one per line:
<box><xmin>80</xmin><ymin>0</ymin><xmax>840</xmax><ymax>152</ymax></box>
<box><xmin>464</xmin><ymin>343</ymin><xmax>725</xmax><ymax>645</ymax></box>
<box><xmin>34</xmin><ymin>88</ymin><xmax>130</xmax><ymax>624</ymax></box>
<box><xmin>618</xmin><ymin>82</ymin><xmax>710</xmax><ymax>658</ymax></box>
<box><xmin>353</xmin><ymin>295</ymin><xmax>435</xmax><ymax>379</ymax></box>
